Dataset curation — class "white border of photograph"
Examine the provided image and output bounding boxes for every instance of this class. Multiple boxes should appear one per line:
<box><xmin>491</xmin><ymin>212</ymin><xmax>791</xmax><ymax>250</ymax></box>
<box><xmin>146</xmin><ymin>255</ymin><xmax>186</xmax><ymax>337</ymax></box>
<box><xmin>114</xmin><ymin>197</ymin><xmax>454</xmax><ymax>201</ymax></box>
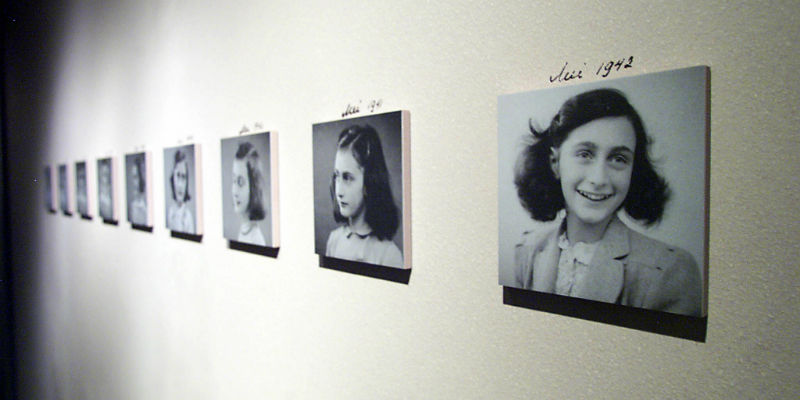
<box><xmin>220</xmin><ymin>131</ymin><xmax>280</xmax><ymax>248</ymax></box>
<box><xmin>312</xmin><ymin>110</ymin><xmax>411</xmax><ymax>269</ymax></box>
<box><xmin>163</xmin><ymin>144</ymin><xmax>203</xmax><ymax>235</ymax></box>
<box><xmin>125</xmin><ymin>151</ymin><xmax>153</xmax><ymax>228</ymax></box>
<box><xmin>498</xmin><ymin>66</ymin><xmax>708</xmax><ymax>317</ymax></box>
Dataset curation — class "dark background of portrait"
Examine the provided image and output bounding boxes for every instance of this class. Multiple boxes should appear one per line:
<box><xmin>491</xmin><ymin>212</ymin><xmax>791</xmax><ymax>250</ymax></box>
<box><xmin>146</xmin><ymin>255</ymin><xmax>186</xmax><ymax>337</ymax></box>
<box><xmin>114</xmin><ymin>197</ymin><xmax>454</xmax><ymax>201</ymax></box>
<box><xmin>312</xmin><ymin>111</ymin><xmax>404</xmax><ymax>256</ymax></box>
<box><xmin>44</xmin><ymin>166</ymin><xmax>53</xmax><ymax>211</ymax></box>
<box><xmin>497</xmin><ymin>67</ymin><xmax>708</xmax><ymax>294</ymax></box>
<box><xmin>75</xmin><ymin>161</ymin><xmax>88</xmax><ymax>216</ymax></box>
<box><xmin>163</xmin><ymin>144</ymin><xmax>198</xmax><ymax>233</ymax></box>
<box><xmin>125</xmin><ymin>152</ymin><xmax>149</xmax><ymax>226</ymax></box>
<box><xmin>220</xmin><ymin>132</ymin><xmax>273</xmax><ymax>246</ymax></box>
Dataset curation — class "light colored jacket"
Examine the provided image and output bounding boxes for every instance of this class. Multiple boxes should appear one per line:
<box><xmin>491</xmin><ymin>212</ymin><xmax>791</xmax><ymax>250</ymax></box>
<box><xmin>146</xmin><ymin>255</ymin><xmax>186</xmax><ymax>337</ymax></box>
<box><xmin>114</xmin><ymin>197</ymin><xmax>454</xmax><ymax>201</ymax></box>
<box><xmin>514</xmin><ymin>216</ymin><xmax>702</xmax><ymax>317</ymax></box>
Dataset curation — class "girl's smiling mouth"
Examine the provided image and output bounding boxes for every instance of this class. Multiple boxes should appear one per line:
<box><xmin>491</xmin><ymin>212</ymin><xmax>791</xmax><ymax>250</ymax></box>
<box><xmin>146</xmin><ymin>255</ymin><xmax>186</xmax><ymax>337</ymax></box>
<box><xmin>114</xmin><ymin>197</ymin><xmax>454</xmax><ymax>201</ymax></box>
<box><xmin>577</xmin><ymin>189</ymin><xmax>613</xmax><ymax>201</ymax></box>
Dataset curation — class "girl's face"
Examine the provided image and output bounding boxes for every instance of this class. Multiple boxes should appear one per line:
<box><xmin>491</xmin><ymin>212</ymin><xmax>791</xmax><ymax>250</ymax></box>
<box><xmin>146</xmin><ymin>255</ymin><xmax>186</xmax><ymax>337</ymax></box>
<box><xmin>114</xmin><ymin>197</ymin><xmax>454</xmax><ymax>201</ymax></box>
<box><xmin>173</xmin><ymin>160</ymin><xmax>188</xmax><ymax>203</ymax></box>
<box><xmin>333</xmin><ymin>148</ymin><xmax>365</xmax><ymax>221</ymax></box>
<box><xmin>131</xmin><ymin>164</ymin><xmax>141</xmax><ymax>192</ymax></box>
<box><xmin>553</xmin><ymin>116</ymin><xmax>635</xmax><ymax>233</ymax></box>
<box><xmin>232</xmin><ymin>159</ymin><xmax>250</xmax><ymax>216</ymax></box>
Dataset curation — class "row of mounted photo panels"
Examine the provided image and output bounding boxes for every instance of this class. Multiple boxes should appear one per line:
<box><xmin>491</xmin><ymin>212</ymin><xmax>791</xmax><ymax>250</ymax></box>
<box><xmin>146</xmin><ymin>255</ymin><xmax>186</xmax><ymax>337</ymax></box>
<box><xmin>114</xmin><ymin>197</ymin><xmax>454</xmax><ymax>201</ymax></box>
<box><xmin>43</xmin><ymin>66</ymin><xmax>710</xmax><ymax>339</ymax></box>
<box><xmin>44</xmin><ymin>110</ymin><xmax>413</xmax><ymax>270</ymax></box>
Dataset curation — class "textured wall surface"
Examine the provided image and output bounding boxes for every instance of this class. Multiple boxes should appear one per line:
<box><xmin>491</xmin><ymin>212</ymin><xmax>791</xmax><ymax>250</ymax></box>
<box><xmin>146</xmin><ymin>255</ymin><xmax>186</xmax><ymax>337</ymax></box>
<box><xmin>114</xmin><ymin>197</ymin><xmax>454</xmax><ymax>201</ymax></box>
<box><xmin>4</xmin><ymin>1</ymin><xmax>800</xmax><ymax>399</ymax></box>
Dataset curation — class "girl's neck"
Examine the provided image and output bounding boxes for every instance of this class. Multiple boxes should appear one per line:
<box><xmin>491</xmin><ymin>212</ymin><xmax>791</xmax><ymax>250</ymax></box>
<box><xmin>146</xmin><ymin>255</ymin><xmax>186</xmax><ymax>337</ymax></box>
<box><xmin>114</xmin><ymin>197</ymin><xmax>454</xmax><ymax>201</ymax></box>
<box><xmin>348</xmin><ymin>212</ymin><xmax>371</xmax><ymax>236</ymax></box>
<box><xmin>565</xmin><ymin>212</ymin><xmax>614</xmax><ymax>244</ymax></box>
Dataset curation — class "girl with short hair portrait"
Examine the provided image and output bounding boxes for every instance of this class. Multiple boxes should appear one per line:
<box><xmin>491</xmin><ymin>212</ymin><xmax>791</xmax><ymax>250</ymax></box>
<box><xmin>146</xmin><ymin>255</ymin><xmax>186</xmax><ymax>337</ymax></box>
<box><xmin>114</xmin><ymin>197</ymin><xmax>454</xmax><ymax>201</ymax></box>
<box><xmin>167</xmin><ymin>149</ymin><xmax>194</xmax><ymax>233</ymax></box>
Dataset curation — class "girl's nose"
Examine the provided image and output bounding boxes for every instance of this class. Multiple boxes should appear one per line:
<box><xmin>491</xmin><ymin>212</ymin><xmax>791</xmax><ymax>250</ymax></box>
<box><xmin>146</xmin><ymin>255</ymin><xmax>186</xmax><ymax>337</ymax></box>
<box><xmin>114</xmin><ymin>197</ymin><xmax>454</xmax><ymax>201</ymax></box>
<box><xmin>587</xmin><ymin>162</ymin><xmax>608</xmax><ymax>187</ymax></box>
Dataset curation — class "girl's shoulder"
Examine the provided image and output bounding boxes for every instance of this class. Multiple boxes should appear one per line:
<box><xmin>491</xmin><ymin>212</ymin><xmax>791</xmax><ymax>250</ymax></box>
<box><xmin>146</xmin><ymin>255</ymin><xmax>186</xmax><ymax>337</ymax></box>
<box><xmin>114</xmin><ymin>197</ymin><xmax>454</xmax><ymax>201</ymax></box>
<box><xmin>373</xmin><ymin>237</ymin><xmax>403</xmax><ymax>268</ymax></box>
<box><xmin>624</xmin><ymin>227</ymin><xmax>697</xmax><ymax>271</ymax></box>
<box><xmin>516</xmin><ymin>218</ymin><xmax>563</xmax><ymax>252</ymax></box>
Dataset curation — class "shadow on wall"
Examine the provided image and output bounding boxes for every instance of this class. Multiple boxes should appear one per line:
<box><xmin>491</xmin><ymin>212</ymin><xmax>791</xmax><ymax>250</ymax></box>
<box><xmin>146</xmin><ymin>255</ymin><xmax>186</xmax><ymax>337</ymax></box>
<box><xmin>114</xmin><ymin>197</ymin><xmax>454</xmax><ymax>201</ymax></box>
<box><xmin>4</xmin><ymin>0</ymin><xmax>78</xmax><ymax>399</ymax></box>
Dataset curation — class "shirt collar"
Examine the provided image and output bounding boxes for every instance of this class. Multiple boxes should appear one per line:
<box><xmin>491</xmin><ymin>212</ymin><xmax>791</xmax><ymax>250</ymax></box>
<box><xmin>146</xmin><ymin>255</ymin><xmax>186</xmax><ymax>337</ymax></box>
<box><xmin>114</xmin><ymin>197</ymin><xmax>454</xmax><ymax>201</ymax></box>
<box><xmin>557</xmin><ymin>213</ymin><xmax>631</xmax><ymax>261</ymax></box>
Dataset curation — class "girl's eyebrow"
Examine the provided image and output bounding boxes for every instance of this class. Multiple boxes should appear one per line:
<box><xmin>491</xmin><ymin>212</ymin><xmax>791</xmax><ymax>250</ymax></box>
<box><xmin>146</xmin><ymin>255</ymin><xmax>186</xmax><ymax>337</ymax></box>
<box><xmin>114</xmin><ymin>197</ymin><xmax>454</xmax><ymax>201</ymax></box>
<box><xmin>574</xmin><ymin>141</ymin><xmax>633</xmax><ymax>153</ymax></box>
<box><xmin>610</xmin><ymin>145</ymin><xmax>634</xmax><ymax>154</ymax></box>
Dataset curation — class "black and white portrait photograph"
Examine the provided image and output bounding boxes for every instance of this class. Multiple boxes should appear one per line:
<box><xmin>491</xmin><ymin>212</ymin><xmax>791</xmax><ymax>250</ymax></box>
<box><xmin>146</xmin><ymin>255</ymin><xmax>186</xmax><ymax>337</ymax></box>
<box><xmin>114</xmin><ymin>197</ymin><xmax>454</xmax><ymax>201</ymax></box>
<box><xmin>498</xmin><ymin>66</ymin><xmax>709</xmax><ymax>318</ymax></box>
<box><xmin>312</xmin><ymin>110</ymin><xmax>410</xmax><ymax>269</ymax></box>
<box><xmin>44</xmin><ymin>166</ymin><xmax>55</xmax><ymax>212</ymax></box>
<box><xmin>125</xmin><ymin>152</ymin><xmax>152</xmax><ymax>227</ymax></box>
<box><xmin>75</xmin><ymin>161</ymin><xmax>90</xmax><ymax>218</ymax></box>
<box><xmin>163</xmin><ymin>144</ymin><xmax>202</xmax><ymax>235</ymax></box>
<box><xmin>220</xmin><ymin>132</ymin><xmax>279</xmax><ymax>248</ymax></box>
<box><xmin>97</xmin><ymin>157</ymin><xmax>116</xmax><ymax>222</ymax></box>
<box><xmin>58</xmin><ymin>164</ymin><xmax>70</xmax><ymax>215</ymax></box>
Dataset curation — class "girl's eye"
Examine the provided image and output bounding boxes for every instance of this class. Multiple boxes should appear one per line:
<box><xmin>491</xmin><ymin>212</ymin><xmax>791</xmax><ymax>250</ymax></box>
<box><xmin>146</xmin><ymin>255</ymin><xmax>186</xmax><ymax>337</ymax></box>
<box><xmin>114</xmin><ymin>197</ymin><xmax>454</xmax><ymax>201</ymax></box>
<box><xmin>609</xmin><ymin>154</ymin><xmax>630</xmax><ymax>167</ymax></box>
<box><xmin>575</xmin><ymin>150</ymin><xmax>593</xmax><ymax>160</ymax></box>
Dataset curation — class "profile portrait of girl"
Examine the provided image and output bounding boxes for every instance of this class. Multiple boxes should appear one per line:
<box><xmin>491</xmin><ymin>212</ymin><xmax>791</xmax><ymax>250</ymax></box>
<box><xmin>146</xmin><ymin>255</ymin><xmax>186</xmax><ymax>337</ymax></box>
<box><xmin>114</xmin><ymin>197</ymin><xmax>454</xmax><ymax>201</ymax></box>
<box><xmin>324</xmin><ymin>124</ymin><xmax>403</xmax><ymax>268</ymax></box>
<box><xmin>508</xmin><ymin>88</ymin><xmax>702</xmax><ymax>317</ymax></box>
<box><xmin>126</xmin><ymin>153</ymin><xmax>148</xmax><ymax>226</ymax></box>
<box><xmin>230</xmin><ymin>141</ymin><xmax>267</xmax><ymax>246</ymax></box>
<box><xmin>166</xmin><ymin>148</ymin><xmax>195</xmax><ymax>233</ymax></box>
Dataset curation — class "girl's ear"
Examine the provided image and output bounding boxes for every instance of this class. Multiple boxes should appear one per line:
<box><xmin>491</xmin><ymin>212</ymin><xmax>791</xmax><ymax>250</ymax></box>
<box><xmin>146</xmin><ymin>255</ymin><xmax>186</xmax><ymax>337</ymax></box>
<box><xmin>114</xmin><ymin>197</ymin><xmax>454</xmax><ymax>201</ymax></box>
<box><xmin>549</xmin><ymin>147</ymin><xmax>560</xmax><ymax>179</ymax></box>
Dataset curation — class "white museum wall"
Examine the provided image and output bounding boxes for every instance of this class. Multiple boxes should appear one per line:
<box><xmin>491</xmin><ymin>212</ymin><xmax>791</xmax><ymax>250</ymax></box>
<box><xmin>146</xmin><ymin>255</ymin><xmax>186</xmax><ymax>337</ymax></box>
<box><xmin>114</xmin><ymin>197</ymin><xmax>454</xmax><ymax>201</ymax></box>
<box><xmin>4</xmin><ymin>0</ymin><xmax>799</xmax><ymax>399</ymax></box>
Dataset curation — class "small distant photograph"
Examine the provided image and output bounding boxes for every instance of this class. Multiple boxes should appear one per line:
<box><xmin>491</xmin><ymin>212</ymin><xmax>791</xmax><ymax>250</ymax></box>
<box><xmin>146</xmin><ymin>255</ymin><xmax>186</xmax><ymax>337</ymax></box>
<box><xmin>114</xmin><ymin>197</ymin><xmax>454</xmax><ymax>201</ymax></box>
<box><xmin>220</xmin><ymin>132</ymin><xmax>278</xmax><ymax>247</ymax></box>
<box><xmin>97</xmin><ymin>157</ymin><xmax>116</xmax><ymax>222</ymax></box>
<box><xmin>164</xmin><ymin>144</ymin><xmax>202</xmax><ymax>235</ymax></box>
<box><xmin>125</xmin><ymin>152</ymin><xmax>152</xmax><ymax>227</ymax></box>
<box><xmin>58</xmin><ymin>164</ymin><xmax>70</xmax><ymax>214</ymax></box>
<box><xmin>498</xmin><ymin>66</ymin><xmax>709</xmax><ymax>318</ymax></box>
<box><xmin>44</xmin><ymin>166</ymin><xmax>55</xmax><ymax>212</ymax></box>
<box><xmin>75</xmin><ymin>161</ymin><xmax>90</xmax><ymax>218</ymax></box>
<box><xmin>312</xmin><ymin>110</ymin><xmax>410</xmax><ymax>269</ymax></box>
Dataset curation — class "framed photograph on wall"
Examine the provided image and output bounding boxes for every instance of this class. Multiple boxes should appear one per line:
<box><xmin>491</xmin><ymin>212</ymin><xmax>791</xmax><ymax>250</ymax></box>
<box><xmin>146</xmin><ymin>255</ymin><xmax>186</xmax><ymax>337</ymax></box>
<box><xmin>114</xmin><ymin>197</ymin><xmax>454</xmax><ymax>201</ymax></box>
<box><xmin>57</xmin><ymin>163</ymin><xmax>71</xmax><ymax>215</ymax></box>
<box><xmin>97</xmin><ymin>157</ymin><xmax>117</xmax><ymax>223</ymax></box>
<box><xmin>312</xmin><ymin>110</ymin><xmax>411</xmax><ymax>270</ymax></box>
<box><xmin>220</xmin><ymin>131</ymin><xmax>279</xmax><ymax>248</ymax></box>
<box><xmin>44</xmin><ymin>166</ymin><xmax>55</xmax><ymax>213</ymax></box>
<box><xmin>163</xmin><ymin>144</ymin><xmax>202</xmax><ymax>235</ymax></box>
<box><xmin>125</xmin><ymin>152</ymin><xmax>153</xmax><ymax>228</ymax></box>
<box><xmin>75</xmin><ymin>161</ymin><xmax>91</xmax><ymax>218</ymax></box>
<box><xmin>498</xmin><ymin>66</ymin><xmax>709</xmax><ymax>328</ymax></box>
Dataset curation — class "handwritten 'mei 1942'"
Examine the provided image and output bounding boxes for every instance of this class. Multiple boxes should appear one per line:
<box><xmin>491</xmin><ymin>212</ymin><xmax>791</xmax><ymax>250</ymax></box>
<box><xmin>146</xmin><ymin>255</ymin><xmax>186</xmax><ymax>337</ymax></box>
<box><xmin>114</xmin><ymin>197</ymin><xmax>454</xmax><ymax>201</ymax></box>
<box><xmin>549</xmin><ymin>57</ymin><xmax>635</xmax><ymax>83</ymax></box>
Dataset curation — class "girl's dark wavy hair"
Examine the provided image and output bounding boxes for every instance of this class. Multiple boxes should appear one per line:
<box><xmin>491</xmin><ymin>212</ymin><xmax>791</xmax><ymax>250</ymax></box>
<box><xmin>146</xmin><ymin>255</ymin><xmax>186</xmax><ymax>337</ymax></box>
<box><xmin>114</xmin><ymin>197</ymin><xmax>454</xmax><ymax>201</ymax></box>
<box><xmin>235</xmin><ymin>141</ymin><xmax>266</xmax><ymax>221</ymax></box>
<box><xmin>132</xmin><ymin>156</ymin><xmax>146</xmax><ymax>194</ymax></box>
<box><xmin>170</xmin><ymin>149</ymin><xmax>191</xmax><ymax>202</ymax></box>
<box><xmin>515</xmin><ymin>88</ymin><xmax>670</xmax><ymax>225</ymax></box>
<box><xmin>330</xmin><ymin>124</ymin><xmax>399</xmax><ymax>241</ymax></box>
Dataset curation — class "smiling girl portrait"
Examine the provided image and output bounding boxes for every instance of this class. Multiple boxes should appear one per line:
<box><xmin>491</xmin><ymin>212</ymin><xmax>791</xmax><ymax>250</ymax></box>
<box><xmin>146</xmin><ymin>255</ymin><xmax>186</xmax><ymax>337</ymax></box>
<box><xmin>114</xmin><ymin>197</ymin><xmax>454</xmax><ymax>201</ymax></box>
<box><xmin>313</xmin><ymin>111</ymin><xmax>410</xmax><ymax>269</ymax></box>
<box><xmin>498</xmin><ymin>67</ymin><xmax>708</xmax><ymax>317</ymax></box>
